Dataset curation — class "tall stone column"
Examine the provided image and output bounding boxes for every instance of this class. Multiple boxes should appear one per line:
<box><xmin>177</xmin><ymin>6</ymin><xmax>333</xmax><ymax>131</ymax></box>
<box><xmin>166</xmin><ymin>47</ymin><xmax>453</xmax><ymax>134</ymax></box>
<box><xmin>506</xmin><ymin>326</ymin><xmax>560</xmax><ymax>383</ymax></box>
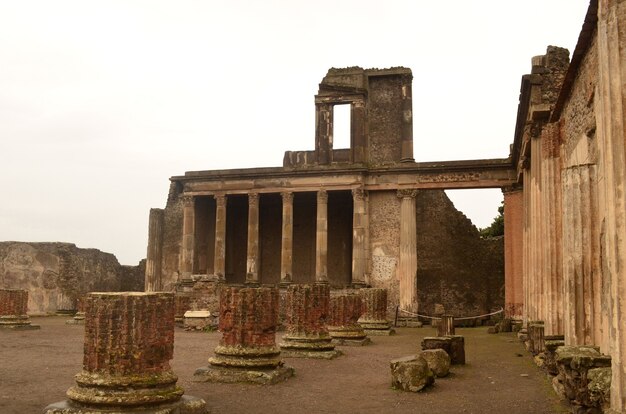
<box><xmin>145</xmin><ymin>208</ymin><xmax>164</xmax><ymax>292</ymax></box>
<box><xmin>400</xmin><ymin>74</ymin><xmax>414</xmax><ymax>162</ymax></box>
<box><xmin>180</xmin><ymin>195</ymin><xmax>195</xmax><ymax>279</ymax></box>
<box><xmin>315</xmin><ymin>189</ymin><xmax>329</xmax><ymax>283</ymax></box>
<box><xmin>280</xmin><ymin>192</ymin><xmax>294</xmax><ymax>284</ymax></box>
<box><xmin>541</xmin><ymin>123</ymin><xmax>564</xmax><ymax>336</ymax></box>
<box><xmin>351</xmin><ymin>188</ymin><xmax>367</xmax><ymax>286</ymax></box>
<box><xmin>315</xmin><ymin>103</ymin><xmax>332</xmax><ymax>165</ymax></box>
<box><xmin>397</xmin><ymin>189</ymin><xmax>418</xmax><ymax>313</ymax></box>
<box><xmin>44</xmin><ymin>292</ymin><xmax>206</xmax><ymax>413</ymax></box>
<box><xmin>522</xmin><ymin>165</ymin><xmax>531</xmax><ymax>324</ymax></box>
<box><xmin>596</xmin><ymin>2</ymin><xmax>626</xmax><ymax>409</ymax></box>
<box><xmin>503</xmin><ymin>186</ymin><xmax>524</xmax><ymax>319</ymax></box>
<box><xmin>246</xmin><ymin>193</ymin><xmax>260</xmax><ymax>285</ymax></box>
<box><xmin>562</xmin><ymin>164</ymin><xmax>600</xmax><ymax>346</ymax></box>
<box><xmin>213</xmin><ymin>194</ymin><xmax>227</xmax><ymax>281</ymax></box>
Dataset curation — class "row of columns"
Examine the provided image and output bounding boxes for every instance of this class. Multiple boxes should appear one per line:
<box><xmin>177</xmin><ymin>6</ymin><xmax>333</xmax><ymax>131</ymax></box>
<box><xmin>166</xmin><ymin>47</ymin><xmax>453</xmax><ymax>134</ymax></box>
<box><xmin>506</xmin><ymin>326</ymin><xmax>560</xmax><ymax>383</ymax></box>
<box><xmin>180</xmin><ymin>189</ymin><xmax>370</xmax><ymax>286</ymax></box>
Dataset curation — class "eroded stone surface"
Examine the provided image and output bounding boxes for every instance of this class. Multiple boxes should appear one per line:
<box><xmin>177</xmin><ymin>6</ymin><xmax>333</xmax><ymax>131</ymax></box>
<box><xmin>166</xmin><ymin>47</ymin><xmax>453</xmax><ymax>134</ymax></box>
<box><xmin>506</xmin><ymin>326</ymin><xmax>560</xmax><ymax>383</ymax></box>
<box><xmin>328</xmin><ymin>294</ymin><xmax>371</xmax><ymax>346</ymax></box>
<box><xmin>0</xmin><ymin>288</ymin><xmax>39</xmax><ymax>330</ymax></box>
<box><xmin>420</xmin><ymin>349</ymin><xmax>450</xmax><ymax>378</ymax></box>
<box><xmin>390</xmin><ymin>355</ymin><xmax>434</xmax><ymax>392</ymax></box>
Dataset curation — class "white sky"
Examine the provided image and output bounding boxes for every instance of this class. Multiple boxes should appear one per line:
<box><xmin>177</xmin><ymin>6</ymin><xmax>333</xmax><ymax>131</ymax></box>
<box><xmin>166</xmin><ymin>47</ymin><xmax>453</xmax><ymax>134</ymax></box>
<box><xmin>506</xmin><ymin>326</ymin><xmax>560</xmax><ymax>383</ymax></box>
<box><xmin>0</xmin><ymin>1</ymin><xmax>590</xmax><ymax>265</ymax></box>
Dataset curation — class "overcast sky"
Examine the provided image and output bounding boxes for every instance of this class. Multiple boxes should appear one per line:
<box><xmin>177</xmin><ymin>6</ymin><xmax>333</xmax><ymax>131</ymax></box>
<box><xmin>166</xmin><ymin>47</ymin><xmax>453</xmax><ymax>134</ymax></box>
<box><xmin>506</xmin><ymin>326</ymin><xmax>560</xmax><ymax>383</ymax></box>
<box><xmin>0</xmin><ymin>1</ymin><xmax>590</xmax><ymax>265</ymax></box>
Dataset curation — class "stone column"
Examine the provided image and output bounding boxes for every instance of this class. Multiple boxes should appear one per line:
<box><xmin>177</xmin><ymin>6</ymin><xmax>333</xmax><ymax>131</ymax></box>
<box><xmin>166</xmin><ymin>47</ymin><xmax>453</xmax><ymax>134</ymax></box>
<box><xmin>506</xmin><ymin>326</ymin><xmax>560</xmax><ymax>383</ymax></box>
<box><xmin>400</xmin><ymin>74</ymin><xmax>414</xmax><ymax>162</ymax></box>
<box><xmin>315</xmin><ymin>103</ymin><xmax>332</xmax><ymax>165</ymax></box>
<box><xmin>315</xmin><ymin>189</ymin><xmax>329</xmax><ymax>283</ymax></box>
<box><xmin>541</xmin><ymin>123</ymin><xmax>564</xmax><ymax>336</ymax></box>
<box><xmin>437</xmin><ymin>315</ymin><xmax>455</xmax><ymax>336</ymax></box>
<box><xmin>351</xmin><ymin>188</ymin><xmax>367</xmax><ymax>286</ymax></box>
<box><xmin>279</xmin><ymin>284</ymin><xmax>340</xmax><ymax>359</ymax></box>
<box><xmin>358</xmin><ymin>288</ymin><xmax>394</xmax><ymax>335</ymax></box>
<box><xmin>0</xmin><ymin>289</ymin><xmax>38</xmax><ymax>330</ymax></box>
<box><xmin>397</xmin><ymin>189</ymin><xmax>418</xmax><ymax>313</ymax></box>
<box><xmin>562</xmin><ymin>164</ymin><xmax>600</xmax><ymax>346</ymax></box>
<box><xmin>327</xmin><ymin>294</ymin><xmax>370</xmax><ymax>346</ymax></box>
<box><xmin>44</xmin><ymin>292</ymin><xmax>206</xmax><ymax>413</ymax></box>
<box><xmin>246</xmin><ymin>192</ymin><xmax>260</xmax><ymax>285</ymax></box>
<box><xmin>596</xmin><ymin>2</ymin><xmax>626</xmax><ymax>409</ymax></box>
<box><xmin>280</xmin><ymin>192</ymin><xmax>294</xmax><ymax>285</ymax></box>
<box><xmin>145</xmin><ymin>208</ymin><xmax>164</xmax><ymax>292</ymax></box>
<box><xmin>213</xmin><ymin>194</ymin><xmax>227</xmax><ymax>281</ymax></box>
<box><xmin>180</xmin><ymin>195</ymin><xmax>196</xmax><ymax>279</ymax></box>
<box><xmin>194</xmin><ymin>286</ymin><xmax>293</xmax><ymax>384</ymax></box>
<box><xmin>503</xmin><ymin>186</ymin><xmax>524</xmax><ymax>319</ymax></box>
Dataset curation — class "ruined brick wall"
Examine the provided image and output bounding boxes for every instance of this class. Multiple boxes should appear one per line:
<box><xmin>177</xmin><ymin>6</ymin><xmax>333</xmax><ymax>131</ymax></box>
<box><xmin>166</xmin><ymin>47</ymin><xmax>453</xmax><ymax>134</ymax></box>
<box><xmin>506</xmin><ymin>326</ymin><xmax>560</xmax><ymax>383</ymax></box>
<box><xmin>161</xmin><ymin>185</ymin><xmax>184</xmax><ymax>290</ymax></box>
<box><xmin>368</xmin><ymin>76</ymin><xmax>403</xmax><ymax>165</ymax></box>
<box><xmin>0</xmin><ymin>242</ymin><xmax>143</xmax><ymax>314</ymax></box>
<box><xmin>415</xmin><ymin>190</ymin><xmax>504</xmax><ymax>318</ymax></box>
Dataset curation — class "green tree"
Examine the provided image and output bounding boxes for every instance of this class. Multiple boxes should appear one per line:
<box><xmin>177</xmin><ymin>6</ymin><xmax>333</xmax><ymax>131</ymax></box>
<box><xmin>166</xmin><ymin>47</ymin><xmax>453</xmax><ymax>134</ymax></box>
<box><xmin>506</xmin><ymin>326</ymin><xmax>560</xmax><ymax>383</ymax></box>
<box><xmin>479</xmin><ymin>201</ymin><xmax>504</xmax><ymax>238</ymax></box>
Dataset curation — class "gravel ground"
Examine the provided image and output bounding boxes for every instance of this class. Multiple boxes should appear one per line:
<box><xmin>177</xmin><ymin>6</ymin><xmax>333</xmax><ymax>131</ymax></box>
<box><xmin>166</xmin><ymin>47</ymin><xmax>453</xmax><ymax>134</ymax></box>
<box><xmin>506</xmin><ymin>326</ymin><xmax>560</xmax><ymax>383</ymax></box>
<box><xmin>0</xmin><ymin>316</ymin><xmax>569</xmax><ymax>414</ymax></box>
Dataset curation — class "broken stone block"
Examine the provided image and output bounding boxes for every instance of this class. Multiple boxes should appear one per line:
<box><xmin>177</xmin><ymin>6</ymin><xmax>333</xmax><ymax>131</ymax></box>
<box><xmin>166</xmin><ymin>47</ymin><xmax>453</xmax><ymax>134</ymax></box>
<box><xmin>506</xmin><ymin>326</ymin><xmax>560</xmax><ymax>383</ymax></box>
<box><xmin>587</xmin><ymin>367</ymin><xmax>611</xmax><ymax>411</ymax></box>
<box><xmin>544</xmin><ymin>339</ymin><xmax>565</xmax><ymax>376</ymax></box>
<box><xmin>554</xmin><ymin>345</ymin><xmax>612</xmax><ymax>411</ymax></box>
<box><xmin>498</xmin><ymin>318</ymin><xmax>513</xmax><ymax>333</ymax></box>
<box><xmin>44</xmin><ymin>292</ymin><xmax>206</xmax><ymax>414</ymax></box>
<box><xmin>390</xmin><ymin>355</ymin><xmax>435</xmax><ymax>392</ymax></box>
<box><xmin>487</xmin><ymin>326</ymin><xmax>499</xmax><ymax>334</ymax></box>
<box><xmin>0</xmin><ymin>289</ymin><xmax>39</xmax><ymax>330</ymax></box>
<box><xmin>420</xmin><ymin>349</ymin><xmax>450</xmax><ymax>377</ymax></box>
<box><xmin>184</xmin><ymin>310</ymin><xmax>216</xmax><ymax>331</ymax></box>
<box><xmin>194</xmin><ymin>286</ymin><xmax>294</xmax><ymax>384</ymax></box>
<box><xmin>421</xmin><ymin>336</ymin><xmax>452</xmax><ymax>355</ymax></box>
<box><xmin>437</xmin><ymin>315</ymin><xmax>455</xmax><ymax>336</ymax></box>
<box><xmin>446</xmin><ymin>335</ymin><xmax>466</xmax><ymax>365</ymax></box>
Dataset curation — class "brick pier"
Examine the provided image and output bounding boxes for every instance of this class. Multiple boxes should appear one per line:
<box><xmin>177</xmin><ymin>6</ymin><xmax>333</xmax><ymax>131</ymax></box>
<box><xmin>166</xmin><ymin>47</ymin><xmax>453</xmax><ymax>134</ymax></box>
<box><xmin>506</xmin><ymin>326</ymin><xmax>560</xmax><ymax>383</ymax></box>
<box><xmin>194</xmin><ymin>285</ymin><xmax>293</xmax><ymax>384</ymax></box>
<box><xmin>280</xmin><ymin>283</ymin><xmax>341</xmax><ymax>359</ymax></box>
<box><xmin>328</xmin><ymin>294</ymin><xmax>371</xmax><ymax>346</ymax></box>
<box><xmin>0</xmin><ymin>288</ymin><xmax>39</xmax><ymax>330</ymax></box>
<box><xmin>43</xmin><ymin>292</ymin><xmax>206</xmax><ymax>414</ymax></box>
<box><xmin>358</xmin><ymin>288</ymin><xmax>394</xmax><ymax>335</ymax></box>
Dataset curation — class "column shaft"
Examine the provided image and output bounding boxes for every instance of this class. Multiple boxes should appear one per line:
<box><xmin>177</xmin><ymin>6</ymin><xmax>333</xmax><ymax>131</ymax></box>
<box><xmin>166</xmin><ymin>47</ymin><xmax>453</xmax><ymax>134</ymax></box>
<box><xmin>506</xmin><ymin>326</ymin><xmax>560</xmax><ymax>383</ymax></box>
<box><xmin>503</xmin><ymin>187</ymin><xmax>524</xmax><ymax>319</ymax></box>
<box><xmin>246</xmin><ymin>193</ymin><xmax>260</xmax><ymax>284</ymax></box>
<box><xmin>281</xmin><ymin>192</ymin><xmax>294</xmax><ymax>284</ymax></box>
<box><xmin>180</xmin><ymin>195</ymin><xmax>195</xmax><ymax>278</ymax></box>
<box><xmin>145</xmin><ymin>208</ymin><xmax>164</xmax><ymax>291</ymax></box>
<box><xmin>398</xmin><ymin>189</ymin><xmax>418</xmax><ymax>313</ymax></box>
<box><xmin>351</xmin><ymin>188</ymin><xmax>366</xmax><ymax>286</ymax></box>
<box><xmin>315</xmin><ymin>190</ymin><xmax>328</xmax><ymax>283</ymax></box>
<box><xmin>214</xmin><ymin>194</ymin><xmax>227</xmax><ymax>281</ymax></box>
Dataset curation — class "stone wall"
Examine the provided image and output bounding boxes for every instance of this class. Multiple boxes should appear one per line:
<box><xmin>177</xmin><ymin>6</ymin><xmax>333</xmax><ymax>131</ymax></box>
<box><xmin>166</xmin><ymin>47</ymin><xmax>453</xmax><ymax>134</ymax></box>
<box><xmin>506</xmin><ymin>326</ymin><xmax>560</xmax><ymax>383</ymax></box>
<box><xmin>0</xmin><ymin>242</ymin><xmax>144</xmax><ymax>314</ymax></box>
<box><xmin>415</xmin><ymin>190</ymin><xmax>504</xmax><ymax>318</ymax></box>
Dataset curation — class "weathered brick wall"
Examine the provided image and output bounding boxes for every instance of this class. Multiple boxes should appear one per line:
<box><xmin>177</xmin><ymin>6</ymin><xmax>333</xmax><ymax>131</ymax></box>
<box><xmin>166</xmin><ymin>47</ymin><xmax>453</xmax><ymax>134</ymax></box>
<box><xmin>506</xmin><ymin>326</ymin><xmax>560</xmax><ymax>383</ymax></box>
<box><xmin>368</xmin><ymin>191</ymin><xmax>401</xmax><ymax>315</ymax></box>
<box><xmin>0</xmin><ymin>242</ymin><xmax>144</xmax><ymax>314</ymax></box>
<box><xmin>328</xmin><ymin>294</ymin><xmax>363</xmax><ymax>326</ymax></box>
<box><xmin>161</xmin><ymin>183</ymin><xmax>184</xmax><ymax>290</ymax></box>
<box><xmin>284</xmin><ymin>284</ymin><xmax>329</xmax><ymax>335</ymax></box>
<box><xmin>368</xmin><ymin>76</ymin><xmax>403</xmax><ymax>165</ymax></box>
<box><xmin>415</xmin><ymin>190</ymin><xmax>504</xmax><ymax>318</ymax></box>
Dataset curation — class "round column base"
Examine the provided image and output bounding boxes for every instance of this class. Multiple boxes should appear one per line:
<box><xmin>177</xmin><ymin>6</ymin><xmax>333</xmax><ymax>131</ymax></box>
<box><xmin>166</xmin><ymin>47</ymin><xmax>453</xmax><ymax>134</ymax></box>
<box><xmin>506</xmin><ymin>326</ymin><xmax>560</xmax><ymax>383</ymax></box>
<box><xmin>43</xmin><ymin>395</ymin><xmax>207</xmax><ymax>414</ymax></box>
<box><xmin>209</xmin><ymin>345</ymin><xmax>283</xmax><ymax>369</ymax></box>
<box><xmin>67</xmin><ymin>370</ymin><xmax>183</xmax><ymax>407</ymax></box>
<box><xmin>0</xmin><ymin>315</ymin><xmax>39</xmax><ymax>330</ymax></box>
<box><xmin>193</xmin><ymin>364</ymin><xmax>294</xmax><ymax>385</ymax></box>
<box><xmin>279</xmin><ymin>335</ymin><xmax>341</xmax><ymax>359</ymax></box>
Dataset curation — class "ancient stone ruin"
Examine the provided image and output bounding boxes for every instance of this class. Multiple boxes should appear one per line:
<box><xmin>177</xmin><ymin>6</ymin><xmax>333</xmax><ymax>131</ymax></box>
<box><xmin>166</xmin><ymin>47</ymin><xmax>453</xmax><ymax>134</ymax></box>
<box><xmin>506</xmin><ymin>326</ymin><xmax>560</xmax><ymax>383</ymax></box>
<box><xmin>194</xmin><ymin>285</ymin><xmax>293</xmax><ymax>384</ymax></box>
<box><xmin>0</xmin><ymin>288</ymin><xmax>39</xmax><ymax>330</ymax></box>
<box><xmin>43</xmin><ymin>292</ymin><xmax>206</xmax><ymax>414</ymax></box>
<box><xmin>327</xmin><ymin>294</ymin><xmax>371</xmax><ymax>346</ymax></box>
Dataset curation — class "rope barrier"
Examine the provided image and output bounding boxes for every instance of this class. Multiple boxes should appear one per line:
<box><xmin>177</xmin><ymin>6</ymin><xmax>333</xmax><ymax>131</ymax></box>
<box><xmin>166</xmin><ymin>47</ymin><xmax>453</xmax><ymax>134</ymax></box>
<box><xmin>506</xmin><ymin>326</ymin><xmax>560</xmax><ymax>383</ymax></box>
<box><xmin>397</xmin><ymin>307</ymin><xmax>504</xmax><ymax>321</ymax></box>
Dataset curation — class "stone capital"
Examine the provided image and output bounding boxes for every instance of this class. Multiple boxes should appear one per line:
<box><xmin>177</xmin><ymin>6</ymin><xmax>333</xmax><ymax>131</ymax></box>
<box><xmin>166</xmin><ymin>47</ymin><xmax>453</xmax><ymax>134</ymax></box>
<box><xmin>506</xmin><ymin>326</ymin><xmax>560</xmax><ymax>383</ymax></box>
<box><xmin>214</xmin><ymin>194</ymin><xmax>227</xmax><ymax>208</ymax></box>
<box><xmin>397</xmin><ymin>189</ymin><xmax>417</xmax><ymax>199</ymax></box>
<box><xmin>502</xmin><ymin>183</ymin><xmax>523</xmax><ymax>194</ymax></box>
<box><xmin>281</xmin><ymin>191</ymin><xmax>294</xmax><ymax>204</ymax></box>
<box><xmin>317</xmin><ymin>189</ymin><xmax>328</xmax><ymax>203</ymax></box>
<box><xmin>181</xmin><ymin>195</ymin><xmax>194</xmax><ymax>207</ymax></box>
<box><xmin>352</xmin><ymin>188</ymin><xmax>366</xmax><ymax>201</ymax></box>
<box><xmin>248</xmin><ymin>192</ymin><xmax>259</xmax><ymax>207</ymax></box>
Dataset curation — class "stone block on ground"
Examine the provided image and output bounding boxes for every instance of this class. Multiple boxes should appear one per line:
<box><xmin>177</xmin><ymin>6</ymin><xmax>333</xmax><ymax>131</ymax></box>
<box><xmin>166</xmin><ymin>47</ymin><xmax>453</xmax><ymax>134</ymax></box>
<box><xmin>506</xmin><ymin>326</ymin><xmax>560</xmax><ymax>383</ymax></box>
<box><xmin>184</xmin><ymin>310</ymin><xmax>216</xmax><ymax>331</ymax></box>
<box><xmin>390</xmin><ymin>355</ymin><xmax>434</xmax><ymax>392</ymax></box>
<box><xmin>419</xmin><ymin>349</ymin><xmax>450</xmax><ymax>377</ymax></box>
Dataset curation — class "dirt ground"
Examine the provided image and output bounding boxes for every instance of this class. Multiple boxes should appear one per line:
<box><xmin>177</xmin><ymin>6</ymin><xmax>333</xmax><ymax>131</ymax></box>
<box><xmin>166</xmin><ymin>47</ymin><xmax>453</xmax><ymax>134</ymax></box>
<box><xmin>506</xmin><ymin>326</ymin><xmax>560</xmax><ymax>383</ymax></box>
<box><xmin>0</xmin><ymin>317</ymin><xmax>569</xmax><ymax>414</ymax></box>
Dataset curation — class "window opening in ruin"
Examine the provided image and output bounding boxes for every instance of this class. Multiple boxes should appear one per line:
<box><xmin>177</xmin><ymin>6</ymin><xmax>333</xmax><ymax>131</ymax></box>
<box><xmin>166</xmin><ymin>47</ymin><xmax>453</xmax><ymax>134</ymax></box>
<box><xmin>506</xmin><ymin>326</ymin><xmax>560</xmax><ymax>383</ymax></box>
<box><xmin>333</xmin><ymin>104</ymin><xmax>351</xmax><ymax>149</ymax></box>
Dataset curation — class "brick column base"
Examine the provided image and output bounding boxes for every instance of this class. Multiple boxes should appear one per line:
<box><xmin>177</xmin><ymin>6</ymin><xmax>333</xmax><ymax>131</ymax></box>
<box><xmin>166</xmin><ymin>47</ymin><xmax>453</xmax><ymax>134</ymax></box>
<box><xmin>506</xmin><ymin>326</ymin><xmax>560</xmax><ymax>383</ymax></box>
<box><xmin>0</xmin><ymin>289</ymin><xmax>39</xmax><ymax>330</ymax></box>
<box><xmin>358</xmin><ymin>288</ymin><xmax>394</xmax><ymax>336</ymax></box>
<box><xmin>328</xmin><ymin>294</ymin><xmax>371</xmax><ymax>346</ymax></box>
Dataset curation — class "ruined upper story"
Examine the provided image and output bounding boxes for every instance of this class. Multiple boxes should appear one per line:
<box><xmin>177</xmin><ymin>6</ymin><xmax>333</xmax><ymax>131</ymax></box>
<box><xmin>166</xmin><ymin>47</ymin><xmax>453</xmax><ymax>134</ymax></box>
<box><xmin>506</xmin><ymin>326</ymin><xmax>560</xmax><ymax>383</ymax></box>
<box><xmin>283</xmin><ymin>67</ymin><xmax>415</xmax><ymax>168</ymax></box>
